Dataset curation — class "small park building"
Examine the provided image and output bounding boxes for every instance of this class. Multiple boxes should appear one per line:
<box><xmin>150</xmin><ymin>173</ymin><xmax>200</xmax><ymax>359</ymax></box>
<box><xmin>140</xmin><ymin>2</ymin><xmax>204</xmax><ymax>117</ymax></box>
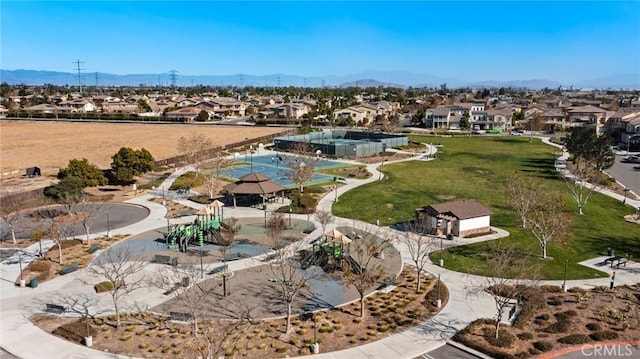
<box><xmin>415</xmin><ymin>199</ymin><xmax>492</xmax><ymax>238</ymax></box>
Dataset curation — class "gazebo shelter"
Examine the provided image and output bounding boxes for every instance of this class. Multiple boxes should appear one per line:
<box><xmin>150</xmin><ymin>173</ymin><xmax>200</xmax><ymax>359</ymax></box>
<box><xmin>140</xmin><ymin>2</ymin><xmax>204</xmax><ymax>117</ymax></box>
<box><xmin>223</xmin><ymin>172</ymin><xmax>287</xmax><ymax>209</ymax></box>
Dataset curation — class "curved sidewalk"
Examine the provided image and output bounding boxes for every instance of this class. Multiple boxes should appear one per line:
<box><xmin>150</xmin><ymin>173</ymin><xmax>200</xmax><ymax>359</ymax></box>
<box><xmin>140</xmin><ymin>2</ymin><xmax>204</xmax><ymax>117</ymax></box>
<box><xmin>2</xmin><ymin>140</ymin><xmax>638</xmax><ymax>359</ymax></box>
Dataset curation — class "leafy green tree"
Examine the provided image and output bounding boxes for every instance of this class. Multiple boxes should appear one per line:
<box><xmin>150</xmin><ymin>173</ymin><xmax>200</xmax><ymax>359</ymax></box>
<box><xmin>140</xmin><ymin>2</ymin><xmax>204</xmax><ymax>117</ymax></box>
<box><xmin>197</xmin><ymin>110</ymin><xmax>209</xmax><ymax>122</ymax></box>
<box><xmin>58</xmin><ymin>158</ymin><xmax>107</xmax><ymax>187</ymax></box>
<box><xmin>563</xmin><ymin>128</ymin><xmax>615</xmax><ymax>214</ymax></box>
<box><xmin>137</xmin><ymin>99</ymin><xmax>152</xmax><ymax>112</ymax></box>
<box><xmin>460</xmin><ymin>113</ymin><xmax>470</xmax><ymax>129</ymax></box>
<box><xmin>45</xmin><ymin>176</ymin><xmax>85</xmax><ymax>203</ymax></box>
<box><xmin>110</xmin><ymin>147</ymin><xmax>155</xmax><ymax>184</ymax></box>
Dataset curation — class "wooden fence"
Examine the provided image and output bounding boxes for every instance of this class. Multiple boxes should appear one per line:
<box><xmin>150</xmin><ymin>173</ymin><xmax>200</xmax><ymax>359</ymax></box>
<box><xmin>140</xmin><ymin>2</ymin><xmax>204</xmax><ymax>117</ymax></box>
<box><xmin>154</xmin><ymin>128</ymin><xmax>298</xmax><ymax>167</ymax></box>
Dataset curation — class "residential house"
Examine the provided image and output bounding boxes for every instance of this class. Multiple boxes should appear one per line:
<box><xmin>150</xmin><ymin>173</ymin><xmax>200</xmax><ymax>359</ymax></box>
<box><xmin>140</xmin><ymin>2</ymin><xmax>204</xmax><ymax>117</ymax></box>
<box><xmin>59</xmin><ymin>99</ymin><xmax>97</xmax><ymax>113</ymax></box>
<box><xmin>334</xmin><ymin>107</ymin><xmax>366</xmax><ymax>125</ymax></box>
<box><xmin>165</xmin><ymin>107</ymin><xmax>202</xmax><ymax>122</ymax></box>
<box><xmin>621</xmin><ymin>113</ymin><xmax>640</xmax><ymax>150</ymax></box>
<box><xmin>425</xmin><ymin>108</ymin><xmax>452</xmax><ymax>129</ymax></box>
<box><xmin>415</xmin><ymin>199</ymin><xmax>492</xmax><ymax>238</ymax></box>
<box><xmin>566</xmin><ymin>105</ymin><xmax>606</xmax><ymax>130</ymax></box>
<box><xmin>485</xmin><ymin>109</ymin><xmax>513</xmax><ymax>131</ymax></box>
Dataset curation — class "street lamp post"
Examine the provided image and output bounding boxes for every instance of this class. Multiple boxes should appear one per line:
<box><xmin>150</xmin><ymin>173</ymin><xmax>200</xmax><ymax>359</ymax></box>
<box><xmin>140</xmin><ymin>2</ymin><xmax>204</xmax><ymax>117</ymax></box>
<box><xmin>288</xmin><ymin>207</ymin><xmax>292</xmax><ymax>227</ymax></box>
<box><xmin>106</xmin><ymin>212</ymin><xmax>111</xmax><ymax>238</ymax></box>
<box><xmin>436</xmin><ymin>274</ymin><xmax>442</xmax><ymax>308</ymax></box>
<box><xmin>334</xmin><ymin>185</ymin><xmax>338</xmax><ymax>203</ymax></box>
<box><xmin>562</xmin><ymin>260</ymin><xmax>568</xmax><ymax>292</ymax></box>
<box><xmin>19</xmin><ymin>254</ymin><xmax>25</xmax><ymax>287</ymax></box>
<box><xmin>439</xmin><ymin>236</ymin><xmax>444</xmax><ymax>267</ymax></box>
<box><xmin>376</xmin><ymin>202</ymin><xmax>380</xmax><ymax>226</ymax></box>
<box><xmin>623</xmin><ymin>187</ymin><xmax>629</xmax><ymax>205</ymax></box>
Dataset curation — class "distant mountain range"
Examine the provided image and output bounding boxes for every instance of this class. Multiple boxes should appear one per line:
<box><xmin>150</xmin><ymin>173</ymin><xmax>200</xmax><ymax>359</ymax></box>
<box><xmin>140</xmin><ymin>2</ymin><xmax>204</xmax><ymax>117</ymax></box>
<box><xmin>1</xmin><ymin>69</ymin><xmax>638</xmax><ymax>90</ymax></box>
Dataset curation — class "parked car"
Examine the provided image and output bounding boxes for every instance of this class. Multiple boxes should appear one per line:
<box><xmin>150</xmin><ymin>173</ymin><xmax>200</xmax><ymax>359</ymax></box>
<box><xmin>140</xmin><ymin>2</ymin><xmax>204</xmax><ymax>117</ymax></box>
<box><xmin>510</xmin><ymin>131</ymin><xmax>523</xmax><ymax>136</ymax></box>
<box><xmin>621</xmin><ymin>155</ymin><xmax>640</xmax><ymax>163</ymax></box>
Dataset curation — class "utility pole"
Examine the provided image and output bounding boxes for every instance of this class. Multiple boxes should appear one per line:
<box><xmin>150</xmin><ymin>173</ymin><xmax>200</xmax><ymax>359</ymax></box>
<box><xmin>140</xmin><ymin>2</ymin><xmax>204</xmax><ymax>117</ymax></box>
<box><xmin>94</xmin><ymin>72</ymin><xmax>98</xmax><ymax>88</ymax></box>
<box><xmin>277</xmin><ymin>75</ymin><xmax>281</xmax><ymax>88</ymax></box>
<box><xmin>73</xmin><ymin>59</ymin><xmax>85</xmax><ymax>93</ymax></box>
<box><xmin>169</xmin><ymin>70</ymin><xmax>178</xmax><ymax>89</ymax></box>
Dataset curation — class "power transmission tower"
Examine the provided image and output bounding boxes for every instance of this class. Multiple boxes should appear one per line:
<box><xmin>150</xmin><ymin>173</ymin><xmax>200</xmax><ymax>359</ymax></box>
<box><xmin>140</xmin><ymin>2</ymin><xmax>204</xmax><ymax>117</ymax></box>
<box><xmin>240</xmin><ymin>74</ymin><xmax>243</xmax><ymax>87</ymax></box>
<box><xmin>277</xmin><ymin>75</ymin><xmax>281</xmax><ymax>88</ymax></box>
<box><xmin>322</xmin><ymin>79</ymin><xmax>325</xmax><ymax>88</ymax></box>
<box><xmin>73</xmin><ymin>59</ymin><xmax>85</xmax><ymax>93</ymax></box>
<box><xmin>169</xmin><ymin>70</ymin><xmax>178</xmax><ymax>88</ymax></box>
<box><xmin>94</xmin><ymin>72</ymin><xmax>98</xmax><ymax>87</ymax></box>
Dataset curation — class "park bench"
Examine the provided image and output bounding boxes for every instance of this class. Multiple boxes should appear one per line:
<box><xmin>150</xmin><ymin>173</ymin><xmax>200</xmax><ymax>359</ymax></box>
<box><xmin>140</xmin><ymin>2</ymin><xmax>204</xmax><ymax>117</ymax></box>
<box><xmin>603</xmin><ymin>256</ymin><xmax>627</xmax><ymax>268</ymax></box>
<box><xmin>615</xmin><ymin>257</ymin><xmax>629</xmax><ymax>268</ymax></box>
<box><xmin>169</xmin><ymin>311</ymin><xmax>193</xmax><ymax>322</ymax></box>
<box><xmin>88</xmin><ymin>244</ymin><xmax>101</xmax><ymax>254</ymax></box>
<box><xmin>224</xmin><ymin>253</ymin><xmax>243</xmax><ymax>262</ymax></box>
<box><xmin>154</xmin><ymin>254</ymin><xmax>178</xmax><ymax>266</ymax></box>
<box><xmin>262</xmin><ymin>253</ymin><xmax>278</xmax><ymax>262</ymax></box>
<box><xmin>208</xmin><ymin>264</ymin><xmax>228</xmax><ymax>275</ymax></box>
<box><xmin>45</xmin><ymin>303</ymin><xmax>67</xmax><ymax>314</ymax></box>
<box><xmin>59</xmin><ymin>263</ymin><xmax>79</xmax><ymax>275</ymax></box>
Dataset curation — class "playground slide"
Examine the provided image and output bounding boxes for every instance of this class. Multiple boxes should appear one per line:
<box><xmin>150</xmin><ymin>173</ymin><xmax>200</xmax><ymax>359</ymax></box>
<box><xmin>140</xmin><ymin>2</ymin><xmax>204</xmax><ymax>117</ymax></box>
<box><xmin>206</xmin><ymin>226</ymin><xmax>225</xmax><ymax>244</ymax></box>
<box><xmin>346</xmin><ymin>255</ymin><xmax>364</xmax><ymax>275</ymax></box>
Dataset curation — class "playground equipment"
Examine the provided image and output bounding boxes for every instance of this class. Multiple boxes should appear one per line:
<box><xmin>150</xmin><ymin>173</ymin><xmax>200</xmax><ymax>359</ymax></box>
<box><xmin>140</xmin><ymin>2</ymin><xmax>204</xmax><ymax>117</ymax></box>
<box><xmin>165</xmin><ymin>217</ymin><xmax>226</xmax><ymax>252</ymax></box>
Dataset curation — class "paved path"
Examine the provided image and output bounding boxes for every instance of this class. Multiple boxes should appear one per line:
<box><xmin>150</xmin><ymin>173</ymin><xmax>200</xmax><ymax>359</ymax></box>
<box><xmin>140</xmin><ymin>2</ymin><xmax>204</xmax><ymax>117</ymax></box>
<box><xmin>1</xmin><ymin>140</ymin><xmax>638</xmax><ymax>359</ymax></box>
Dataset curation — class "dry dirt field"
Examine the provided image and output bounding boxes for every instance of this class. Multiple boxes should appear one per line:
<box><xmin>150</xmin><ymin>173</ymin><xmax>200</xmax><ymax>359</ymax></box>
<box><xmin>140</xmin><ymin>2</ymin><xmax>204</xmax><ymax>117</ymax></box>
<box><xmin>0</xmin><ymin>120</ymin><xmax>285</xmax><ymax>176</ymax></box>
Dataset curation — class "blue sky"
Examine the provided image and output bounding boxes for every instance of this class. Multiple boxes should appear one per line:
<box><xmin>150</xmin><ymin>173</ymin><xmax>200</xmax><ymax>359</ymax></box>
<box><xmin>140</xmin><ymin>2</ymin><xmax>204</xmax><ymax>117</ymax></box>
<box><xmin>2</xmin><ymin>1</ymin><xmax>639</xmax><ymax>83</ymax></box>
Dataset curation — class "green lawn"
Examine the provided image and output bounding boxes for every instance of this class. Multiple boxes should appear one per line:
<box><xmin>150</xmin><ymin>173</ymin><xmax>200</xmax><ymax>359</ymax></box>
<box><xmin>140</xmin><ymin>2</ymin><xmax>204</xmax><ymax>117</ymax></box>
<box><xmin>332</xmin><ymin>135</ymin><xmax>640</xmax><ymax>280</ymax></box>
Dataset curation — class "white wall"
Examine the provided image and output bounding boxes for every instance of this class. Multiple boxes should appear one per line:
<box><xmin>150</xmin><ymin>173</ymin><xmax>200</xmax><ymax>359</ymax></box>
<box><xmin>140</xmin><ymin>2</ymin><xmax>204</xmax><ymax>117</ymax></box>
<box><xmin>459</xmin><ymin>216</ymin><xmax>490</xmax><ymax>231</ymax></box>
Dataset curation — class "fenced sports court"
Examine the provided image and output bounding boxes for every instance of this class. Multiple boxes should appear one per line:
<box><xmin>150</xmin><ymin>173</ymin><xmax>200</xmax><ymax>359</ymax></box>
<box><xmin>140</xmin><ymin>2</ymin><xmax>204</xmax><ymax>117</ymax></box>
<box><xmin>219</xmin><ymin>154</ymin><xmax>347</xmax><ymax>188</ymax></box>
<box><xmin>272</xmin><ymin>130</ymin><xmax>409</xmax><ymax>158</ymax></box>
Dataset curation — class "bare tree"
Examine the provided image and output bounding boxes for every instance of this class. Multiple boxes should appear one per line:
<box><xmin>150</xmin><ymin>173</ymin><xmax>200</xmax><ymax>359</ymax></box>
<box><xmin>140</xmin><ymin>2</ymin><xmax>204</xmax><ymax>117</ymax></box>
<box><xmin>85</xmin><ymin>244</ymin><xmax>147</xmax><ymax>328</ymax></box>
<box><xmin>1</xmin><ymin>210</ymin><xmax>22</xmax><ymax>244</ymax></box>
<box><xmin>265</xmin><ymin>212</ymin><xmax>315</xmax><ymax>334</ymax></box>
<box><xmin>526</xmin><ymin>190</ymin><xmax>572</xmax><ymax>259</ymax></box>
<box><xmin>153</xmin><ymin>265</ymin><xmax>255</xmax><ymax>359</ymax></box>
<box><xmin>201</xmin><ymin>152</ymin><xmax>229</xmax><ymax>200</ymax></box>
<box><xmin>399</xmin><ymin>220</ymin><xmax>438</xmax><ymax>292</ymax></box>
<box><xmin>507</xmin><ymin>172</ymin><xmax>542</xmax><ymax>229</ymax></box>
<box><xmin>468</xmin><ymin>241</ymin><xmax>540</xmax><ymax>339</ymax></box>
<box><xmin>343</xmin><ymin>225</ymin><xmax>393</xmax><ymax>318</ymax></box>
<box><xmin>77</xmin><ymin>202</ymin><xmax>105</xmax><ymax>245</ymax></box>
<box><xmin>177</xmin><ymin>133</ymin><xmax>214</xmax><ymax>167</ymax></box>
<box><xmin>314</xmin><ymin>210</ymin><xmax>334</xmax><ymax>235</ymax></box>
<box><xmin>219</xmin><ymin>217</ymin><xmax>241</xmax><ymax>297</ymax></box>
<box><xmin>563</xmin><ymin>128</ymin><xmax>615</xmax><ymax>215</ymax></box>
<box><xmin>285</xmin><ymin>142</ymin><xmax>319</xmax><ymax>193</ymax></box>
<box><xmin>153</xmin><ymin>264</ymin><xmax>212</xmax><ymax>335</ymax></box>
<box><xmin>33</xmin><ymin>208</ymin><xmax>75</xmax><ymax>264</ymax></box>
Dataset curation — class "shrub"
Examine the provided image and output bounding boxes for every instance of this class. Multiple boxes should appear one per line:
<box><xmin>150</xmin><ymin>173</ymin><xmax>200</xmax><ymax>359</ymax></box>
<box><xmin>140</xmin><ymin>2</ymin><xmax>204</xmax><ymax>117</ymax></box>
<box><xmin>486</xmin><ymin>330</ymin><xmax>516</xmax><ymax>348</ymax></box>
<box><xmin>514</xmin><ymin>289</ymin><xmax>547</xmax><ymax>329</ymax></box>
<box><xmin>29</xmin><ymin>260</ymin><xmax>52</xmax><ymax>273</ymax></box>
<box><xmin>558</xmin><ymin>334</ymin><xmax>590</xmax><ymax>345</ymax></box>
<box><xmin>541</xmin><ymin>285</ymin><xmax>563</xmax><ymax>293</ymax></box>
<box><xmin>586</xmin><ymin>323</ymin><xmax>601</xmax><ymax>331</ymax></box>
<box><xmin>275</xmin><ymin>346</ymin><xmax>288</xmax><ymax>353</ymax></box>
<box><xmin>589</xmin><ymin>331</ymin><xmax>619</xmax><ymax>341</ymax></box>
<box><xmin>94</xmin><ymin>281</ymin><xmax>114</xmax><ymax>293</ymax></box>
<box><xmin>533</xmin><ymin>341</ymin><xmax>554</xmax><ymax>352</ymax></box>
<box><xmin>544</xmin><ymin>320</ymin><xmax>572</xmax><ymax>334</ymax></box>
<box><xmin>517</xmin><ymin>332</ymin><xmax>534</xmax><ymax>340</ymax></box>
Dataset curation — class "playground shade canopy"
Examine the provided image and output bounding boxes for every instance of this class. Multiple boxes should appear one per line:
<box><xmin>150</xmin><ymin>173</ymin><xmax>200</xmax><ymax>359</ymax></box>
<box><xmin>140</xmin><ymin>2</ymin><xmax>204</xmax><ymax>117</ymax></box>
<box><xmin>324</xmin><ymin>229</ymin><xmax>352</xmax><ymax>245</ymax></box>
<box><xmin>223</xmin><ymin>172</ymin><xmax>286</xmax><ymax>195</ymax></box>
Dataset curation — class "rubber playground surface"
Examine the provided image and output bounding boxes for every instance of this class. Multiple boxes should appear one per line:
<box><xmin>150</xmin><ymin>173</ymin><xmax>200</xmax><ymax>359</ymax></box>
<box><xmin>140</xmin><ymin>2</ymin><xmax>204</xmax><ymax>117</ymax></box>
<box><xmin>220</xmin><ymin>154</ymin><xmax>347</xmax><ymax>188</ymax></box>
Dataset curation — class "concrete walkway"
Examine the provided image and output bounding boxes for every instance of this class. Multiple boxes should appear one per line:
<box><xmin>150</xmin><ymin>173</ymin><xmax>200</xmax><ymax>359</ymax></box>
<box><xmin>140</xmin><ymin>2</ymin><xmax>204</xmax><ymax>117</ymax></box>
<box><xmin>1</xmin><ymin>139</ymin><xmax>638</xmax><ymax>359</ymax></box>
